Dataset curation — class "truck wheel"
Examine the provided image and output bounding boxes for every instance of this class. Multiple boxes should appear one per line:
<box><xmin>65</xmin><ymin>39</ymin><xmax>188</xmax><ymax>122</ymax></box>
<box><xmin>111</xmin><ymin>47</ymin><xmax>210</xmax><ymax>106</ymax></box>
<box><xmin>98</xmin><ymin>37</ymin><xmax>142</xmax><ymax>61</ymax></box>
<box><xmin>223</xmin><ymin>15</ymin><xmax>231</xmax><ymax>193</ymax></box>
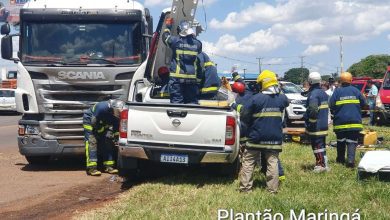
<box><xmin>117</xmin><ymin>153</ymin><xmax>138</xmax><ymax>179</ymax></box>
<box><xmin>25</xmin><ymin>156</ymin><xmax>50</xmax><ymax>165</ymax></box>
<box><xmin>217</xmin><ymin>158</ymin><xmax>240</xmax><ymax>178</ymax></box>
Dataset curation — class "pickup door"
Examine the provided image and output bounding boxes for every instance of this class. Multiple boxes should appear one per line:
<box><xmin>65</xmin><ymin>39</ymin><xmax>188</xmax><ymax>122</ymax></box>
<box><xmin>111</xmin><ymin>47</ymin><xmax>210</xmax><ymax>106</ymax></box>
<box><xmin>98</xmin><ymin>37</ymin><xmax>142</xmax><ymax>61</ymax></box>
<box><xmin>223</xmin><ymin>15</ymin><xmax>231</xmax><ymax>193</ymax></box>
<box><xmin>126</xmin><ymin>103</ymin><xmax>236</xmax><ymax>151</ymax></box>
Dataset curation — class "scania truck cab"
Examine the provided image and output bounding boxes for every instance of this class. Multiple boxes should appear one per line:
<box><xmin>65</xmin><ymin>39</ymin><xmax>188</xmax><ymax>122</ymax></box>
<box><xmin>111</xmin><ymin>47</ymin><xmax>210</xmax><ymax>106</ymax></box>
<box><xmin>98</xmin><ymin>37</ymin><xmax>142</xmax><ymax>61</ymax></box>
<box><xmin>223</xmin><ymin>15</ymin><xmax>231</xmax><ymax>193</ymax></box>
<box><xmin>0</xmin><ymin>0</ymin><xmax>153</xmax><ymax>164</ymax></box>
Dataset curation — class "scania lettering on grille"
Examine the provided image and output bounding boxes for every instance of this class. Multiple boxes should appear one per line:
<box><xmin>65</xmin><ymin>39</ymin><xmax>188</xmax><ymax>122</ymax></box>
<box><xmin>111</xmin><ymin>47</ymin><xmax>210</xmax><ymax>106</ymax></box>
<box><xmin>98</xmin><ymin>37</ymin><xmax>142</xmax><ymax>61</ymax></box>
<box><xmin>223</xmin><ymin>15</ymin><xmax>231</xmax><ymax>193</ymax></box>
<box><xmin>57</xmin><ymin>71</ymin><xmax>106</xmax><ymax>80</ymax></box>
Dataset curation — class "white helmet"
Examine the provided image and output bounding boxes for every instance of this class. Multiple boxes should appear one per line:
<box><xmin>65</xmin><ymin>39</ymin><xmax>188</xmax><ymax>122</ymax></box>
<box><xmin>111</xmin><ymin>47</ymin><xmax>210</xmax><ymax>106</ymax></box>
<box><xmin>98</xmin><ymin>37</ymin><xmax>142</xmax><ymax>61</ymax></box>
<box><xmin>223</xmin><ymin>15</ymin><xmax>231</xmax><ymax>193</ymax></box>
<box><xmin>308</xmin><ymin>72</ymin><xmax>322</xmax><ymax>85</ymax></box>
<box><xmin>108</xmin><ymin>99</ymin><xmax>125</xmax><ymax>118</ymax></box>
<box><xmin>178</xmin><ymin>20</ymin><xmax>194</xmax><ymax>37</ymax></box>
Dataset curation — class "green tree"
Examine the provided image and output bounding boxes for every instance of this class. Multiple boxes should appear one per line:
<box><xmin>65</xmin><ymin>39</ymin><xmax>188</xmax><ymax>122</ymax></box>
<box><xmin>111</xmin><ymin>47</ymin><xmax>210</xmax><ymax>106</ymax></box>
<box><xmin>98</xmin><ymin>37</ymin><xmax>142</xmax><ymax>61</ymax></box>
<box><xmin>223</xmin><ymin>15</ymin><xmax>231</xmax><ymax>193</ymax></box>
<box><xmin>347</xmin><ymin>54</ymin><xmax>390</xmax><ymax>78</ymax></box>
<box><xmin>283</xmin><ymin>68</ymin><xmax>309</xmax><ymax>84</ymax></box>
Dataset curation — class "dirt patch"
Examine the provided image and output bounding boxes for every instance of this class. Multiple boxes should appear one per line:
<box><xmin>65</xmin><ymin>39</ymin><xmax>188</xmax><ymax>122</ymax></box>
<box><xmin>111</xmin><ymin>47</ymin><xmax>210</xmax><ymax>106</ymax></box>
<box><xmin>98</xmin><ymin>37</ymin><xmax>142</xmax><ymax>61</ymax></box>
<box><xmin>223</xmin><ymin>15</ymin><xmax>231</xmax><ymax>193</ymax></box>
<box><xmin>0</xmin><ymin>176</ymin><xmax>125</xmax><ymax>220</ymax></box>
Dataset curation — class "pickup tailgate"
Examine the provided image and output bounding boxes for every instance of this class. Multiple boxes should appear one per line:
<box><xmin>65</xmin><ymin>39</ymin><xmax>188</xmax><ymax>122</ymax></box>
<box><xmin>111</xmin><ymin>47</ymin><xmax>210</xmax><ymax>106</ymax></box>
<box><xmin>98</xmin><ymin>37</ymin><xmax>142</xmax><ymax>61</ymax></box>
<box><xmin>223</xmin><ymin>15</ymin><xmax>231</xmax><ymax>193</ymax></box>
<box><xmin>127</xmin><ymin>103</ymin><xmax>231</xmax><ymax>149</ymax></box>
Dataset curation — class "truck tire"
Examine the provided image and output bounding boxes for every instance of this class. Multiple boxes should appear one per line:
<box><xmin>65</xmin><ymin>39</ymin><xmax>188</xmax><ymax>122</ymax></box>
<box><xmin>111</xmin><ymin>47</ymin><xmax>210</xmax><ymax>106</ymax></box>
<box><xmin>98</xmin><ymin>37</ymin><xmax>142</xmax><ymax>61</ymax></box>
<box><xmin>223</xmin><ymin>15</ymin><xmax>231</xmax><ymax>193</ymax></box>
<box><xmin>25</xmin><ymin>156</ymin><xmax>50</xmax><ymax>165</ymax></box>
<box><xmin>117</xmin><ymin>152</ymin><xmax>138</xmax><ymax>179</ymax></box>
<box><xmin>217</xmin><ymin>158</ymin><xmax>241</xmax><ymax>178</ymax></box>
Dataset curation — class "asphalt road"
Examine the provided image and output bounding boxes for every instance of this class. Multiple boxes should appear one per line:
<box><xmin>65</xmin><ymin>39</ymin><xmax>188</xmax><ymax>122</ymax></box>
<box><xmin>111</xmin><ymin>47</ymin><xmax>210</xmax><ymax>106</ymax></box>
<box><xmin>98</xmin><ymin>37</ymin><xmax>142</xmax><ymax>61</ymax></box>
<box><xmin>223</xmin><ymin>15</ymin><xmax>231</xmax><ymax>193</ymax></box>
<box><xmin>0</xmin><ymin>115</ymin><xmax>121</xmax><ymax>219</ymax></box>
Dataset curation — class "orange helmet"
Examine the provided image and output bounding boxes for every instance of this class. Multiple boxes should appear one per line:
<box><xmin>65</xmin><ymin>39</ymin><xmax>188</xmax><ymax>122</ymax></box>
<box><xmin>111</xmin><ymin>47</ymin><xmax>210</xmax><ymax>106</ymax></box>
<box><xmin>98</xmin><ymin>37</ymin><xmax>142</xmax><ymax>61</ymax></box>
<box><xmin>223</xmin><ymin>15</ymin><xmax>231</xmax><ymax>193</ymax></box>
<box><xmin>232</xmin><ymin>82</ymin><xmax>246</xmax><ymax>94</ymax></box>
<box><xmin>340</xmin><ymin>72</ymin><xmax>353</xmax><ymax>84</ymax></box>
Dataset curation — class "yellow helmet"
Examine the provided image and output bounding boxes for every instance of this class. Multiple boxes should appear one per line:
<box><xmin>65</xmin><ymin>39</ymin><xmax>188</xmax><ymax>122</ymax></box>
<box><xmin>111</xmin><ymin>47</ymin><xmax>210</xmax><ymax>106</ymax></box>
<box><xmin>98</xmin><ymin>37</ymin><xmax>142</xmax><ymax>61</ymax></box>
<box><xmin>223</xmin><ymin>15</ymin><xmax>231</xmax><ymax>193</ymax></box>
<box><xmin>340</xmin><ymin>72</ymin><xmax>353</xmax><ymax>84</ymax></box>
<box><xmin>256</xmin><ymin>70</ymin><xmax>278</xmax><ymax>90</ymax></box>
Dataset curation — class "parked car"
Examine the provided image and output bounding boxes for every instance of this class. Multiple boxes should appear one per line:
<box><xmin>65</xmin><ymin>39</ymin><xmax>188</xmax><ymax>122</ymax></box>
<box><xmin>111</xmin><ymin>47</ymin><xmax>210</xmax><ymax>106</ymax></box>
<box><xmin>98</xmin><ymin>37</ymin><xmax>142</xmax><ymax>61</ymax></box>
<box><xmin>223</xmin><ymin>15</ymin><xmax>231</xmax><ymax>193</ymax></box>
<box><xmin>279</xmin><ymin>81</ymin><xmax>307</xmax><ymax>126</ymax></box>
<box><xmin>0</xmin><ymin>89</ymin><xmax>16</xmax><ymax>113</ymax></box>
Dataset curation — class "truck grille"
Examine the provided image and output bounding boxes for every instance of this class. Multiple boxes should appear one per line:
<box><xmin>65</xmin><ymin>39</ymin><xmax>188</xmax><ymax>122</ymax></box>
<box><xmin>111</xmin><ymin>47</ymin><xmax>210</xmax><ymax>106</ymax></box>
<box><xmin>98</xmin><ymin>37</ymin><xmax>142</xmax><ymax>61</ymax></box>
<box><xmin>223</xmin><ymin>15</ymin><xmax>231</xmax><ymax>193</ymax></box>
<box><xmin>26</xmin><ymin>67</ymin><xmax>135</xmax><ymax>144</ymax></box>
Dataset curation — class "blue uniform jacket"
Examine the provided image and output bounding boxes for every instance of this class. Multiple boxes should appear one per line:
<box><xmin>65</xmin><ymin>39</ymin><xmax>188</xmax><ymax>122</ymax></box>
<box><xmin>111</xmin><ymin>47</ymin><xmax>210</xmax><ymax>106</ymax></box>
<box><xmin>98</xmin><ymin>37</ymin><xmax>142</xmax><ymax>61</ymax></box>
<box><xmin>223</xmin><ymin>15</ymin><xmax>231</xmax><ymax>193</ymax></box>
<box><xmin>329</xmin><ymin>85</ymin><xmax>366</xmax><ymax>132</ymax></box>
<box><xmin>197</xmin><ymin>52</ymin><xmax>221</xmax><ymax>95</ymax></box>
<box><xmin>304</xmin><ymin>85</ymin><xmax>329</xmax><ymax>137</ymax></box>
<box><xmin>162</xmin><ymin>29</ymin><xmax>202</xmax><ymax>81</ymax></box>
<box><xmin>231</xmin><ymin>90</ymin><xmax>253</xmax><ymax>141</ymax></box>
<box><xmin>83</xmin><ymin>101</ymin><xmax>119</xmax><ymax>134</ymax></box>
<box><xmin>242</xmin><ymin>92</ymin><xmax>289</xmax><ymax>151</ymax></box>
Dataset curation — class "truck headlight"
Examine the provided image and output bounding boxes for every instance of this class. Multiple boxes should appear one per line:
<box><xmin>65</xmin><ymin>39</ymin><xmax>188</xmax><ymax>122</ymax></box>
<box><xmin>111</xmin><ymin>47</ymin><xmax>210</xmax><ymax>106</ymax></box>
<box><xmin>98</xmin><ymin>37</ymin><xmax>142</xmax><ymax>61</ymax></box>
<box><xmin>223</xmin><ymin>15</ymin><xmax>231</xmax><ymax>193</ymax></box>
<box><xmin>376</xmin><ymin>96</ymin><xmax>384</xmax><ymax>109</ymax></box>
<box><xmin>25</xmin><ymin>125</ymin><xmax>40</xmax><ymax>135</ymax></box>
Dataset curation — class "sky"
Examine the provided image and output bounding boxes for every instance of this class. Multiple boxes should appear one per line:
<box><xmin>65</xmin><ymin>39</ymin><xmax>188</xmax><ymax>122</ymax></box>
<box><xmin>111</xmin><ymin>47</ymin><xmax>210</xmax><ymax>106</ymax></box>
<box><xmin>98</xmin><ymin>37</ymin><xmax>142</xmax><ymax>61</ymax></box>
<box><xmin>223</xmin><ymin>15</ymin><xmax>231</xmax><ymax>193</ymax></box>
<box><xmin>143</xmin><ymin>0</ymin><xmax>390</xmax><ymax>77</ymax></box>
<box><xmin>2</xmin><ymin>0</ymin><xmax>390</xmax><ymax>78</ymax></box>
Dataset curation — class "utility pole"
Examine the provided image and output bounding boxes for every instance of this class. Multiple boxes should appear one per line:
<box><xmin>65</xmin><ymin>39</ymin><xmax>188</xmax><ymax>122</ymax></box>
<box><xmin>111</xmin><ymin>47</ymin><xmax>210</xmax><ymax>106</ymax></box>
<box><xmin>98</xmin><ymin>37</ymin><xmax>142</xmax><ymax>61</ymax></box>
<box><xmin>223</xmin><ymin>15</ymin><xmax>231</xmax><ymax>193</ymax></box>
<box><xmin>300</xmin><ymin>56</ymin><xmax>305</xmax><ymax>84</ymax></box>
<box><xmin>336</xmin><ymin>67</ymin><xmax>339</xmax><ymax>77</ymax></box>
<box><xmin>243</xmin><ymin>68</ymin><xmax>247</xmax><ymax>79</ymax></box>
<box><xmin>340</xmin><ymin>36</ymin><xmax>344</xmax><ymax>74</ymax></box>
<box><xmin>256</xmin><ymin>57</ymin><xmax>263</xmax><ymax>74</ymax></box>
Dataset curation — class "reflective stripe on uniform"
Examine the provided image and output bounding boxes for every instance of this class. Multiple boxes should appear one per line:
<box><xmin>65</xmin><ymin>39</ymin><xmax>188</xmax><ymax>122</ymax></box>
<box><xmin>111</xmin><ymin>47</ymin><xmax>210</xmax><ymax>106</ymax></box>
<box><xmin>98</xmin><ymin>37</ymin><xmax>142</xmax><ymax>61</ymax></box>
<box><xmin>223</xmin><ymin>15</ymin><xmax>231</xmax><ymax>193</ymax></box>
<box><xmin>103</xmin><ymin>160</ymin><xmax>115</xmax><ymax>166</ymax></box>
<box><xmin>204</xmin><ymin>61</ymin><xmax>215</xmax><ymax>67</ymax></box>
<box><xmin>306</xmin><ymin>130</ymin><xmax>328</xmax><ymax>136</ymax></box>
<box><xmin>83</xmin><ymin>124</ymin><xmax>93</xmax><ymax>131</ymax></box>
<box><xmin>240</xmin><ymin>137</ymin><xmax>248</xmax><ymax>142</ymax></box>
<box><xmin>337</xmin><ymin>138</ymin><xmax>346</xmax><ymax>142</ymax></box>
<box><xmin>233</xmin><ymin>75</ymin><xmax>241</xmax><ymax>81</ymax></box>
<box><xmin>237</xmin><ymin>104</ymin><xmax>243</xmax><ymax>113</ymax></box>
<box><xmin>246</xmin><ymin>142</ymin><xmax>282</xmax><ymax>150</ymax></box>
<box><xmin>97</xmin><ymin>125</ymin><xmax>109</xmax><ymax>134</ymax></box>
<box><xmin>309</xmin><ymin>118</ymin><xmax>317</xmax><ymax>123</ymax></box>
<box><xmin>335</xmin><ymin>99</ymin><xmax>360</xmax><ymax>106</ymax></box>
<box><xmin>201</xmin><ymin>86</ymin><xmax>218</xmax><ymax>93</ymax></box>
<box><xmin>253</xmin><ymin>112</ymin><xmax>282</xmax><ymax>118</ymax></box>
<box><xmin>159</xmin><ymin>92</ymin><xmax>170</xmax><ymax>98</ymax></box>
<box><xmin>319</xmin><ymin>104</ymin><xmax>329</xmax><ymax>109</ymax></box>
<box><xmin>334</xmin><ymin>124</ymin><xmax>363</xmax><ymax>130</ymax></box>
<box><xmin>92</xmin><ymin>104</ymin><xmax>97</xmax><ymax>113</ymax></box>
<box><xmin>313</xmin><ymin>148</ymin><xmax>326</xmax><ymax>153</ymax></box>
<box><xmin>176</xmin><ymin>50</ymin><xmax>198</xmax><ymax>56</ymax></box>
<box><xmin>86</xmin><ymin>141</ymin><xmax>97</xmax><ymax>168</ymax></box>
<box><xmin>170</xmin><ymin>72</ymin><xmax>198</xmax><ymax>79</ymax></box>
<box><xmin>346</xmin><ymin>139</ymin><xmax>358</xmax><ymax>144</ymax></box>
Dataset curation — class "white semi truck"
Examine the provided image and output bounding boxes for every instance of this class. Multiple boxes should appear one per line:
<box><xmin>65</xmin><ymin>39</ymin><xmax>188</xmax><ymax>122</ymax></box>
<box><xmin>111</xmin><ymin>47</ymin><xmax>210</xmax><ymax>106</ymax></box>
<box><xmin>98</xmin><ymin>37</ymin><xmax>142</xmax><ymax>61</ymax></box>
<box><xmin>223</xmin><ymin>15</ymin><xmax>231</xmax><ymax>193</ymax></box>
<box><xmin>0</xmin><ymin>0</ymin><xmax>153</xmax><ymax>164</ymax></box>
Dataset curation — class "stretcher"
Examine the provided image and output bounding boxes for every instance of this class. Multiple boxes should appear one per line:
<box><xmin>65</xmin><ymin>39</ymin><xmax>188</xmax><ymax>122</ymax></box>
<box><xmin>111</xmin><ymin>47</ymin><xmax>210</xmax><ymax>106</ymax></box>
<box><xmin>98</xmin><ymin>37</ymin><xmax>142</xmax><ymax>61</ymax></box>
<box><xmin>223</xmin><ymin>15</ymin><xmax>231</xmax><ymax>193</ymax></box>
<box><xmin>283</xmin><ymin>128</ymin><xmax>310</xmax><ymax>144</ymax></box>
<box><xmin>357</xmin><ymin>150</ymin><xmax>390</xmax><ymax>181</ymax></box>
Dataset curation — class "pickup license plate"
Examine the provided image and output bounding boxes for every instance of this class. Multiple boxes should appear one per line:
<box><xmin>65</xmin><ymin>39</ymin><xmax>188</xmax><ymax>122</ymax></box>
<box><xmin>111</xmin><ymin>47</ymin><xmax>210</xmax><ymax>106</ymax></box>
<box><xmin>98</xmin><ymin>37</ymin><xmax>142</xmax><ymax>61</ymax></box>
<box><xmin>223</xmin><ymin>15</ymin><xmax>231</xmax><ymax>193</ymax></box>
<box><xmin>160</xmin><ymin>154</ymin><xmax>188</xmax><ymax>164</ymax></box>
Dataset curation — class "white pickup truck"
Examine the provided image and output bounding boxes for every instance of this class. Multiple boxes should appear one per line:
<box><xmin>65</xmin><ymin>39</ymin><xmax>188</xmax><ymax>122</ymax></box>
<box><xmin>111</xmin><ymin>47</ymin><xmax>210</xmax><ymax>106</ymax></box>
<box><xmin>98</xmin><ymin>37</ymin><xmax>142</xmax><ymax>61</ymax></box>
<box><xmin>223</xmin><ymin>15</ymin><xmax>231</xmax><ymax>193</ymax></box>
<box><xmin>116</xmin><ymin>9</ymin><xmax>240</xmax><ymax>177</ymax></box>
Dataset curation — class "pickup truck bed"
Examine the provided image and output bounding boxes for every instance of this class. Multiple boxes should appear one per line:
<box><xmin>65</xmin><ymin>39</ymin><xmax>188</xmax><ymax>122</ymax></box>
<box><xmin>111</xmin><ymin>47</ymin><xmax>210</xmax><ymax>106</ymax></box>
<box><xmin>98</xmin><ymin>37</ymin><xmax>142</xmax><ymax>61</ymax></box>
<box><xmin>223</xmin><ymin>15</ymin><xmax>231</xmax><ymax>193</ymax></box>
<box><xmin>117</xmin><ymin>102</ymin><xmax>240</xmax><ymax>176</ymax></box>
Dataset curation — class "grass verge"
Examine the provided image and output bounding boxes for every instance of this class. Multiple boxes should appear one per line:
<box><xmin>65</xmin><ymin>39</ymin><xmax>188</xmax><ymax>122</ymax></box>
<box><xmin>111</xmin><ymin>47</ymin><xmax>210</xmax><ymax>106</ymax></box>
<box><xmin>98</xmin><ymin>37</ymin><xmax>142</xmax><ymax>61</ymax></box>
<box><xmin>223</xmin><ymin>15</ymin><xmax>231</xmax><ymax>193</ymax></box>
<box><xmin>78</xmin><ymin>125</ymin><xmax>390</xmax><ymax>220</ymax></box>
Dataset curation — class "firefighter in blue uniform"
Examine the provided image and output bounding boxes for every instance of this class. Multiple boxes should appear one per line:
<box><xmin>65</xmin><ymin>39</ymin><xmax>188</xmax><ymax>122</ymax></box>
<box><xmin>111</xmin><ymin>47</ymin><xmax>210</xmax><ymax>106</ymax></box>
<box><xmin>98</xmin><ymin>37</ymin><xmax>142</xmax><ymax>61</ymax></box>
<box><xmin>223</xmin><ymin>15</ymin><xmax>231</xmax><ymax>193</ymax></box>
<box><xmin>231</xmin><ymin>81</ymin><xmax>253</xmax><ymax>144</ymax></box>
<box><xmin>330</xmin><ymin>72</ymin><xmax>366</xmax><ymax>168</ymax></box>
<box><xmin>83</xmin><ymin>99</ymin><xmax>124</xmax><ymax>176</ymax></box>
<box><xmin>304</xmin><ymin>72</ymin><xmax>330</xmax><ymax>173</ymax></box>
<box><xmin>239</xmin><ymin>70</ymin><xmax>289</xmax><ymax>193</ymax></box>
<box><xmin>197</xmin><ymin>52</ymin><xmax>221</xmax><ymax>100</ymax></box>
<box><xmin>156</xmin><ymin>66</ymin><xmax>170</xmax><ymax>98</ymax></box>
<box><xmin>162</xmin><ymin>18</ymin><xmax>202</xmax><ymax>104</ymax></box>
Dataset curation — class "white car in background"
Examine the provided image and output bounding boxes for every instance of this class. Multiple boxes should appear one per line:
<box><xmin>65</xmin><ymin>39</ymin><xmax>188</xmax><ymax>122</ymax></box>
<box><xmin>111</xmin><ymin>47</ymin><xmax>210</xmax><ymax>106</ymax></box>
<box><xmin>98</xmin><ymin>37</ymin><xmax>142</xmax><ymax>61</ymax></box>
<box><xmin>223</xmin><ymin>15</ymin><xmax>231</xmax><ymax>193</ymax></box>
<box><xmin>0</xmin><ymin>89</ymin><xmax>17</xmax><ymax>113</ymax></box>
<box><xmin>279</xmin><ymin>81</ymin><xmax>307</xmax><ymax>126</ymax></box>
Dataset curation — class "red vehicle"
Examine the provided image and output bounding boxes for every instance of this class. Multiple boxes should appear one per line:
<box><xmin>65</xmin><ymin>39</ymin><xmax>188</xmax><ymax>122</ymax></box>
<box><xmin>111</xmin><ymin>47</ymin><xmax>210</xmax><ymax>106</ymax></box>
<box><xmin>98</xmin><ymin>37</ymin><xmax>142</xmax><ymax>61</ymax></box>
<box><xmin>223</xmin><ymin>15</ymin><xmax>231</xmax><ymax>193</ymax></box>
<box><xmin>351</xmin><ymin>77</ymin><xmax>383</xmax><ymax>96</ymax></box>
<box><xmin>375</xmin><ymin>66</ymin><xmax>390</xmax><ymax>125</ymax></box>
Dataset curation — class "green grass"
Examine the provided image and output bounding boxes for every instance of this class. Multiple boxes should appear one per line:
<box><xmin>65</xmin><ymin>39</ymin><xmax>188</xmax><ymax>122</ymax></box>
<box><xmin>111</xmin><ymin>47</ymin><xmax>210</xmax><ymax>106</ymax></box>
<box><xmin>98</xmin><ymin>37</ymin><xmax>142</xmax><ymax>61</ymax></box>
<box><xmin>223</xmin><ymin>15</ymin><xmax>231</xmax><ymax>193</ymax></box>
<box><xmin>78</xmin><ymin>124</ymin><xmax>390</xmax><ymax>220</ymax></box>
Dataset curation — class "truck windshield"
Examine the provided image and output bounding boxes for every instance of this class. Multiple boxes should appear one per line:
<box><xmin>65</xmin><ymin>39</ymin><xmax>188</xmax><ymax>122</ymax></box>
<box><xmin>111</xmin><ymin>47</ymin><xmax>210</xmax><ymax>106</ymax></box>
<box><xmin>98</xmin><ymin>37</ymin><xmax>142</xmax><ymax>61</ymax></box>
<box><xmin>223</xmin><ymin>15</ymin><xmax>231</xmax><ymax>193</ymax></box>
<box><xmin>281</xmin><ymin>83</ymin><xmax>303</xmax><ymax>94</ymax></box>
<box><xmin>21</xmin><ymin>22</ymin><xmax>142</xmax><ymax>65</ymax></box>
<box><xmin>383</xmin><ymin>73</ymin><xmax>390</xmax><ymax>89</ymax></box>
<box><xmin>0</xmin><ymin>90</ymin><xmax>15</xmax><ymax>97</ymax></box>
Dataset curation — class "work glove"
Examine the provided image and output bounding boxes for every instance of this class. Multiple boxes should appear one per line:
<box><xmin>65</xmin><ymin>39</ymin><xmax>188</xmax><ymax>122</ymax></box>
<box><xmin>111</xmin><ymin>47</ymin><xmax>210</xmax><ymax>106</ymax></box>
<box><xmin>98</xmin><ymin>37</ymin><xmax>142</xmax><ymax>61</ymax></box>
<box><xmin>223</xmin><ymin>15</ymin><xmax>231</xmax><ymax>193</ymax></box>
<box><xmin>105</xmin><ymin>130</ymin><xmax>114</xmax><ymax>140</ymax></box>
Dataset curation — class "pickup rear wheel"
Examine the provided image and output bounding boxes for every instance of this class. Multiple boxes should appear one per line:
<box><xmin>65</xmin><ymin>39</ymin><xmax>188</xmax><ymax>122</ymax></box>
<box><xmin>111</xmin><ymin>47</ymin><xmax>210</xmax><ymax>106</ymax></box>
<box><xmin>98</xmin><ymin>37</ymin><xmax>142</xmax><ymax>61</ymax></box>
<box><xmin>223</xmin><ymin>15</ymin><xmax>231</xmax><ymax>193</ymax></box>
<box><xmin>25</xmin><ymin>156</ymin><xmax>50</xmax><ymax>165</ymax></box>
<box><xmin>117</xmin><ymin>153</ymin><xmax>138</xmax><ymax>179</ymax></box>
<box><xmin>216</xmin><ymin>158</ymin><xmax>240</xmax><ymax>179</ymax></box>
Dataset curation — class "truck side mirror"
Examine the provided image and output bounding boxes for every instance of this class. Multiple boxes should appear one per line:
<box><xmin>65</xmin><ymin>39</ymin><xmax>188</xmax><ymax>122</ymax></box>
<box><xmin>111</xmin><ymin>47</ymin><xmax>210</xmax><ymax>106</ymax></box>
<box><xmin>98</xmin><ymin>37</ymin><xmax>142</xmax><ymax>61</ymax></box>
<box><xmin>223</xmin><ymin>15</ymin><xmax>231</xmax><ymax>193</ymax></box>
<box><xmin>1</xmin><ymin>35</ymin><xmax>13</xmax><ymax>60</ymax></box>
<box><xmin>1</xmin><ymin>23</ymin><xmax>10</xmax><ymax>35</ymax></box>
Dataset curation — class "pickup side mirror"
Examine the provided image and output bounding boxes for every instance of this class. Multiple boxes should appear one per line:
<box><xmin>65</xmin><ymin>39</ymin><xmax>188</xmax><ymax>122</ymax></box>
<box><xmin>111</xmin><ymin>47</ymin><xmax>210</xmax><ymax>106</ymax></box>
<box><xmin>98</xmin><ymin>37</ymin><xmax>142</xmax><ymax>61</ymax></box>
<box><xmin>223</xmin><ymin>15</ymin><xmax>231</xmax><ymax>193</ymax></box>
<box><xmin>1</xmin><ymin>23</ymin><xmax>10</xmax><ymax>35</ymax></box>
<box><xmin>1</xmin><ymin>35</ymin><xmax>13</xmax><ymax>60</ymax></box>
